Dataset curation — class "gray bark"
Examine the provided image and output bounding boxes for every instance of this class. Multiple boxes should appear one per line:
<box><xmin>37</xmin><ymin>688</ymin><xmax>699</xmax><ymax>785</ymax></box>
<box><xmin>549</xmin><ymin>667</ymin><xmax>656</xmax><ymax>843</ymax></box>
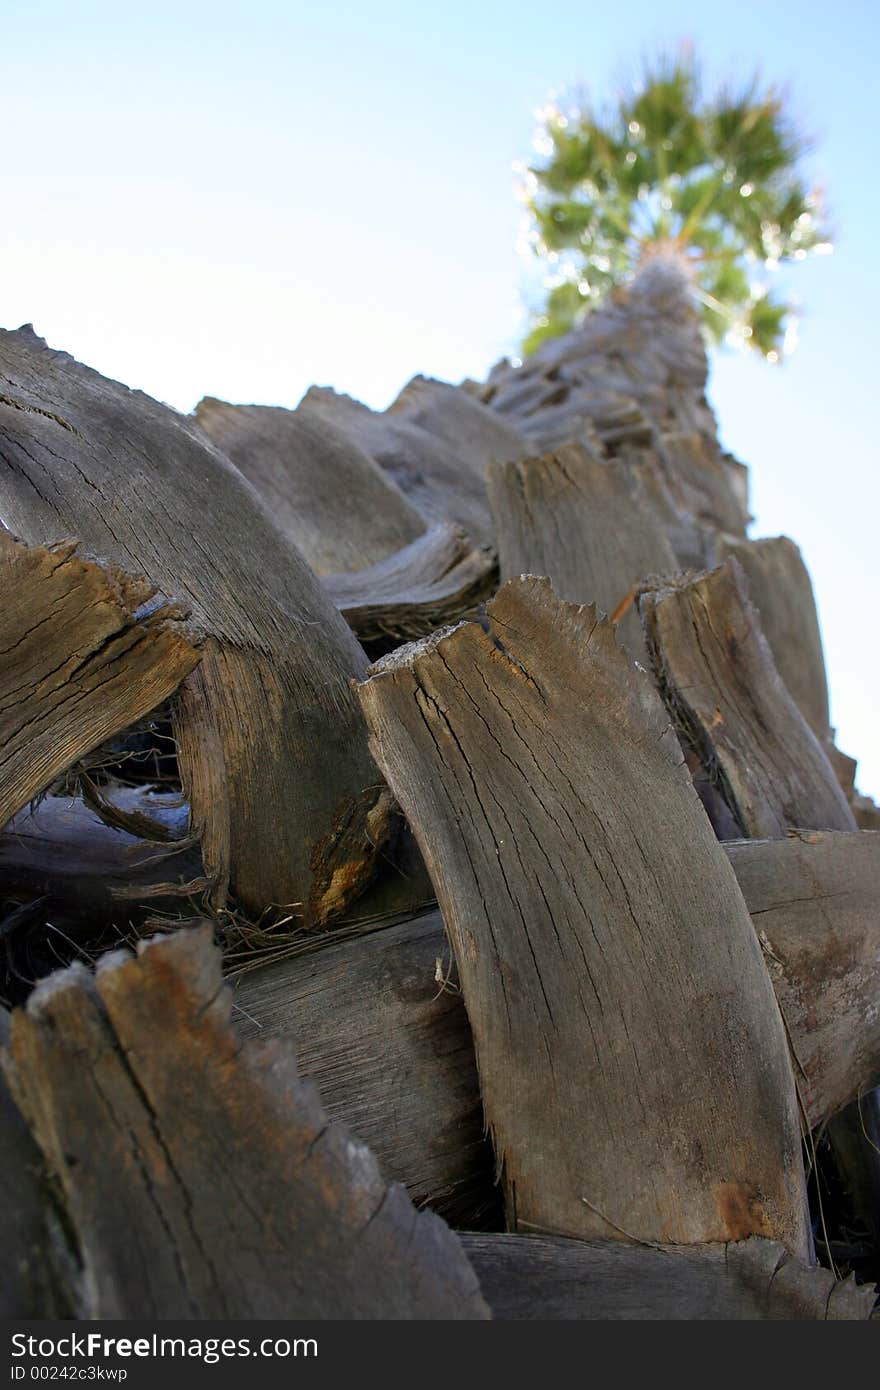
<box><xmin>193</xmin><ymin>395</ymin><xmax>425</xmax><ymax>575</ymax></box>
<box><xmin>640</xmin><ymin>559</ymin><xmax>856</xmax><ymax>838</ymax></box>
<box><xmin>486</xmin><ymin>442</ymin><xmax>677</xmax><ymax>658</ymax></box>
<box><xmin>2</xmin><ymin>927</ymin><xmax>489</xmax><ymax>1320</ymax></box>
<box><xmin>0</xmin><ymin>327</ymin><xmax>387</xmax><ymax>924</ymax></box>
<box><xmin>0</xmin><ymin>530</ymin><xmax>200</xmax><ymax>830</ymax></box>
<box><xmin>462</xmin><ymin>1232</ymin><xmax>876</xmax><ymax>1320</ymax></box>
<box><xmin>323</xmin><ymin>521</ymin><xmax>495</xmax><ymax>644</ymax></box>
<box><xmin>357</xmin><ymin>577</ymin><xmax>810</xmax><ymax>1253</ymax></box>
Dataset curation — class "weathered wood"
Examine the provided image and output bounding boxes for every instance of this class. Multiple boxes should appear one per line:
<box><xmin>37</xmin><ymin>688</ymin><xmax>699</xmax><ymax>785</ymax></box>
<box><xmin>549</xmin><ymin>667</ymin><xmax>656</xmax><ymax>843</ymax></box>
<box><xmin>388</xmin><ymin>374</ymin><xmax>529</xmax><ymax>474</ymax></box>
<box><xmin>232</xmin><ymin>832</ymin><xmax>880</xmax><ymax>1217</ymax></box>
<box><xmin>612</xmin><ymin>445</ymin><xmax>714</xmax><ymax>570</ymax></box>
<box><xmin>640</xmin><ymin>560</ymin><xmax>856</xmax><ymax>839</ymax></box>
<box><xmin>323</xmin><ymin>522</ymin><xmax>496</xmax><ymax>644</ymax></box>
<box><xmin>357</xmin><ymin>577</ymin><xmax>810</xmax><ymax>1252</ymax></box>
<box><xmin>300</xmin><ymin>385</ymin><xmax>495</xmax><ymax>545</ymax></box>
<box><xmin>854</xmin><ymin>793</ymin><xmax>880</xmax><ymax>830</ymax></box>
<box><xmin>336</xmin><ymin>814</ymin><xmax>436</xmax><ymax>925</ymax></box>
<box><xmin>826</xmin><ymin>740</ymin><xmax>858</xmax><ymax>799</ymax></box>
<box><xmin>486</xmin><ymin>443</ymin><xmax>677</xmax><ymax>656</ymax></box>
<box><xmin>231</xmin><ymin>909</ymin><xmax>499</xmax><ymax>1229</ymax></box>
<box><xmin>657</xmin><ymin>431</ymin><xmax>749</xmax><ymax>536</ymax></box>
<box><xmin>461</xmin><ymin>1233</ymin><xmax>876</xmax><ymax>1320</ymax></box>
<box><xmin>728</xmin><ymin>830</ymin><xmax>880</xmax><ymax>1128</ymax></box>
<box><xmin>193</xmin><ymin>396</ymin><xmax>426</xmax><ymax>574</ymax></box>
<box><xmin>0</xmin><ymin>327</ymin><xmax>388</xmax><ymax>923</ymax></box>
<box><xmin>486</xmin><ymin>388</ymin><xmax>635</xmax><ymax>455</ymax></box>
<box><xmin>1</xmin><ymin>794</ymin><xmax>204</xmax><ymax>936</ymax></box>
<box><xmin>716</xmin><ymin>535</ymin><xmax>830</xmax><ymax>740</ymax></box>
<box><xmin>482</xmin><ymin>260</ymin><xmax>722</xmax><ymax>451</ymax></box>
<box><xmin>0</xmin><ymin>1010</ymin><xmax>74</xmax><ymax>1317</ymax></box>
<box><xmin>481</xmin><ymin>262</ymin><xmax>749</xmax><ymax>562</ymax></box>
<box><xmin>2</xmin><ymin>926</ymin><xmax>489</xmax><ymax>1319</ymax></box>
<box><xmin>0</xmin><ymin>530</ymin><xmax>200</xmax><ymax>829</ymax></box>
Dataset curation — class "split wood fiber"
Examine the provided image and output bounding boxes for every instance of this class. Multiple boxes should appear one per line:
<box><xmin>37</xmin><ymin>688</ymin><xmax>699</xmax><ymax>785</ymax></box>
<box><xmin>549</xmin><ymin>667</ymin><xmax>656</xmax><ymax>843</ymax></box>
<box><xmin>0</xmin><ymin>530</ymin><xmax>199</xmax><ymax>829</ymax></box>
<box><xmin>0</xmin><ymin>328</ymin><xmax>387</xmax><ymax>923</ymax></box>
<box><xmin>461</xmin><ymin>1232</ymin><xmax>875</xmax><ymax>1320</ymax></box>
<box><xmin>233</xmin><ymin>833</ymin><xmax>880</xmax><ymax>1220</ymax></box>
<box><xmin>716</xmin><ymin>535</ymin><xmax>830</xmax><ymax>741</ymax></box>
<box><xmin>231</xmin><ymin>908</ymin><xmax>498</xmax><ymax>1229</ymax></box>
<box><xmin>299</xmin><ymin>386</ymin><xmax>497</xmax><ymax>545</ymax></box>
<box><xmin>323</xmin><ymin>521</ymin><xmax>496</xmax><ymax>644</ymax></box>
<box><xmin>0</xmin><ymin>795</ymin><xmax>204</xmax><ymax>936</ymax></box>
<box><xmin>357</xmin><ymin>576</ymin><xmax>811</xmax><ymax>1253</ymax></box>
<box><xmin>640</xmin><ymin>559</ymin><xmax>856</xmax><ymax>838</ymax></box>
<box><xmin>2</xmin><ymin>927</ymin><xmax>489</xmax><ymax>1320</ymax></box>
<box><xmin>486</xmin><ymin>442</ymin><xmax>677</xmax><ymax>657</ymax></box>
<box><xmin>727</xmin><ymin>830</ymin><xmax>880</xmax><ymax>1128</ymax></box>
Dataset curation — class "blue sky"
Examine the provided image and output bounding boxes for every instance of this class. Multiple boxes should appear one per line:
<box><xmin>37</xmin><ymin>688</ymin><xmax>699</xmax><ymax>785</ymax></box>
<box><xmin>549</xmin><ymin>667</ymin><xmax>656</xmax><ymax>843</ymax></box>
<box><xmin>3</xmin><ymin>0</ymin><xmax>878</xmax><ymax>793</ymax></box>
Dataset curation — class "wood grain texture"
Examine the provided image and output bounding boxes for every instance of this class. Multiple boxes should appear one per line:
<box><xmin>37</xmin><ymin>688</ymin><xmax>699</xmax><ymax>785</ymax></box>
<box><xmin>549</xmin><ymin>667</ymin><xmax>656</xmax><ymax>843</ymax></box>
<box><xmin>231</xmin><ymin>833</ymin><xmax>879</xmax><ymax>1219</ymax></box>
<box><xmin>486</xmin><ymin>442</ymin><xmax>677</xmax><ymax>657</ymax></box>
<box><xmin>461</xmin><ymin>1233</ymin><xmax>876</xmax><ymax>1320</ymax></box>
<box><xmin>0</xmin><ymin>327</ymin><xmax>386</xmax><ymax>924</ymax></box>
<box><xmin>193</xmin><ymin>396</ymin><xmax>425</xmax><ymax>575</ymax></box>
<box><xmin>0</xmin><ymin>1009</ymin><xmax>74</xmax><ymax>1317</ymax></box>
<box><xmin>716</xmin><ymin>535</ymin><xmax>830</xmax><ymax>741</ymax></box>
<box><xmin>300</xmin><ymin>385</ymin><xmax>496</xmax><ymax>545</ymax></box>
<box><xmin>1</xmin><ymin>794</ymin><xmax>204</xmax><ymax>934</ymax></box>
<box><xmin>357</xmin><ymin>576</ymin><xmax>810</xmax><ymax>1253</ymax></box>
<box><xmin>482</xmin><ymin>260</ymin><xmax>721</xmax><ymax>451</ymax></box>
<box><xmin>388</xmin><ymin>374</ymin><xmax>529</xmax><ymax>475</ymax></box>
<box><xmin>728</xmin><ymin>830</ymin><xmax>880</xmax><ymax>1128</ymax></box>
<box><xmin>657</xmin><ymin>431</ymin><xmax>749</xmax><ymax>536</ymax></box>
<box><xmin>640</xmin><ymin>559</ymin><xmax>856</xmax><ymax>839</ymax></box>
<box><xmin>609</xmin><ymin>445</ymin><xmax>714</xmax><ymax>571</ymax></box>
<box><xmin>231</xmin><ymin>909</ymin><xmax>499</xmax><ymax>1229</ymax></box>
<box><xmin>2</xmin><ymin>926</ymin><xmax>489</xmax><ymax>1320</ymax></box>
<box><xmin>0</xmin><ymin>530</ymin><xmax>200</xmax><ymax>829</ymax></box>
<box><xmin>323</xmin><ymin>521</ymin><xmax>496</xmax><ymax>644</ymax></box>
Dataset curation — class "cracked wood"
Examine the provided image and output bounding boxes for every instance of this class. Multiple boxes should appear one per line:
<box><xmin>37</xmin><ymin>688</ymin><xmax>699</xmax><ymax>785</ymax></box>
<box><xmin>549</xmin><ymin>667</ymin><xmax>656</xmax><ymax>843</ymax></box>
<box><xmin>728</xmin><ymin>830</ymin><xmax>880</xmax><ymax>1128</ymax></box>
<box><xmin>716</xmin><ymin>535</ymin><xmax>830</xmax><ymax>742</ymax></box>
<box><xmin>0</xmin><ymin>327</ymin><xmax>387</xmax><ymax>923</ymax></box>
<box><xmin>357</xmin><ymin>576</ymin><xmax>810</xmax><ymax>1253</ymax></box>
<box><xmin>322</xmin><ymin>521</ymin><xmax>496</xmax><ymax>645</ymax></box>
<box><xmin>640</xmin><ymin>559</ymin><xmax>856</xmax><ymax>839</ymax></box>
<box><xmin>486</xmin><ymin>442</ymin><xmax>677</xmax><ymax>657</ymax></box>
<box><xmin>1</xmin><ymin>926</ymin><xmax>489</xmax><ymax>1320</ymax></box>
<box><xmin>0</xmin><ymin>530</ymin><xmax>199</xmax><ymax>829</ymax></box>
<box><xmin>232</xmin><ymin>832</ymin><xmax>880</xmax><ymax>1218</ymax></box>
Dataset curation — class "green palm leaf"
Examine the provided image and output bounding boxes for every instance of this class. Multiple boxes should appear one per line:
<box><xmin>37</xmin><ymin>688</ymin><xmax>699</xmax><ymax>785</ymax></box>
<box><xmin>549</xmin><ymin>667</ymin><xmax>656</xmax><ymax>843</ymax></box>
<box><xmin>521</xmin><ymin>47</ymin><xmax>830</xmax><ymax>360</ymax></box>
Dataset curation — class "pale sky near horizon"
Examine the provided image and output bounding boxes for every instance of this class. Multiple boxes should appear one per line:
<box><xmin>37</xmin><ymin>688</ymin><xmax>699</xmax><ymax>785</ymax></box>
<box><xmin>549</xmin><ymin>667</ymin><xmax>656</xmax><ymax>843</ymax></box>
<box><xmin>3</xmin><ymin>0</ymin><xmax>878</xmax><ymax>795</ymax></box>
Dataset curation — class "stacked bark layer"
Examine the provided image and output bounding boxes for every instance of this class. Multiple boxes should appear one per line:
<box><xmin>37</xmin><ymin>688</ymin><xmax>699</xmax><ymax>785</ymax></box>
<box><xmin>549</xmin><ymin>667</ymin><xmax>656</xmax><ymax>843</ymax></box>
<box><xmin>1</xmin><ymin>264</ymin><xmax>877</xmax><ymax>1319</ymax></box>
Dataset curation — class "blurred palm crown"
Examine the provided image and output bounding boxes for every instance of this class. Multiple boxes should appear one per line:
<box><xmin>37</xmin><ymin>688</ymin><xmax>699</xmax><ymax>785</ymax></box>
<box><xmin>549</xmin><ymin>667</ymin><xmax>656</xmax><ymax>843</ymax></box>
<box><xmin>519</xmin><ymin>50</ymin><xmax>832</xmax><ymax>359</ymax></box>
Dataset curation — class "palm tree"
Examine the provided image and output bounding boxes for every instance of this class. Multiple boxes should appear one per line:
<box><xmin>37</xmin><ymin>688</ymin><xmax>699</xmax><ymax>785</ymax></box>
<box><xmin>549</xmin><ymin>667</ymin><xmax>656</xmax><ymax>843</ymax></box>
<box><xmin>519</xmin><ymin>50</ymin><xmax>831</xmax><ymax>358</ymax></box>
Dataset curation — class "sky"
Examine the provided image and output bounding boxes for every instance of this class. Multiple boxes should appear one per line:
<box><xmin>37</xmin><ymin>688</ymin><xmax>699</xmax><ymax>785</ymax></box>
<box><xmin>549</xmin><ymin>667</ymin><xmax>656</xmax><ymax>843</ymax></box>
<box><xmin>3</xmin><ymin>0</ymin><xmax>878</xmax><ymax>793</ymax></box>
